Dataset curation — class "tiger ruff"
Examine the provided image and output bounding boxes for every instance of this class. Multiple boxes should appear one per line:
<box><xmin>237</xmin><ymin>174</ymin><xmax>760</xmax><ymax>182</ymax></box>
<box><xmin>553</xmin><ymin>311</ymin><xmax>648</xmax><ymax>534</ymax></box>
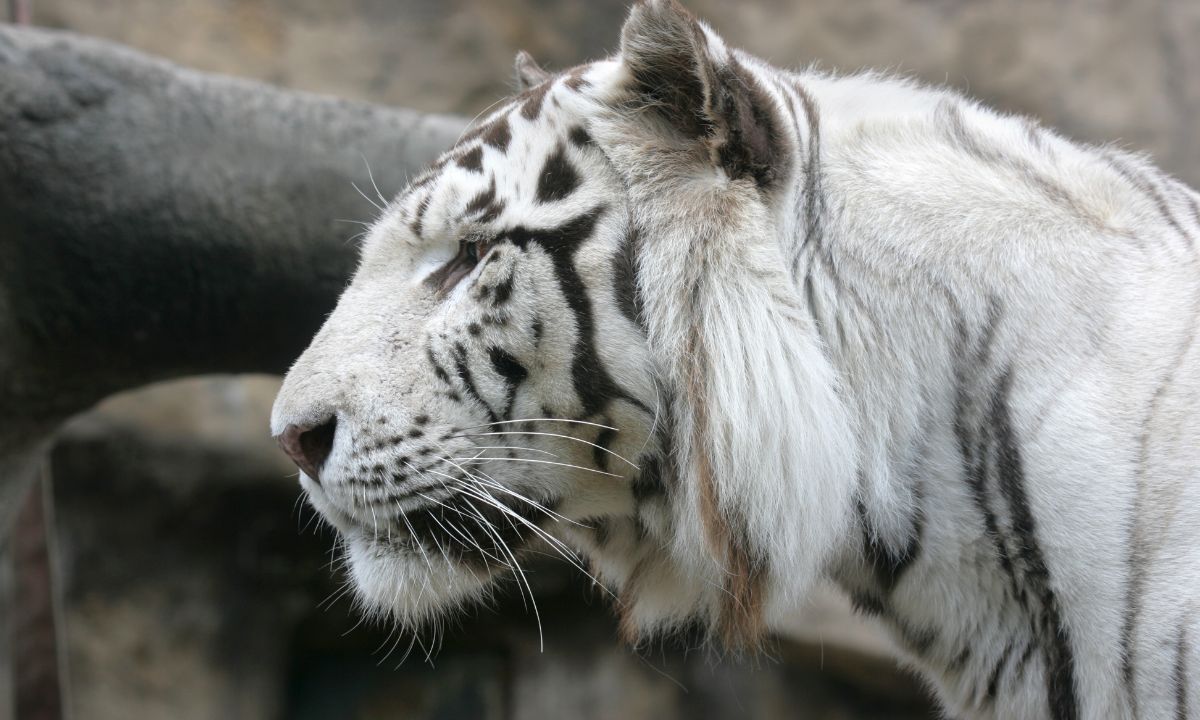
<box><xmin>271</xmin><ymin>1</ymin><xmax>1200</xmax><ymax>717</ymax></box>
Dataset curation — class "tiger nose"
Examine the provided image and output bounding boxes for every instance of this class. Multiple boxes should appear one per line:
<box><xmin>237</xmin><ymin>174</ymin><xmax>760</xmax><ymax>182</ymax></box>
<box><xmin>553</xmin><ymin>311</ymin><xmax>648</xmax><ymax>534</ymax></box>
<box><xmin>276</xmin><ymin>417</ymin><xmax>338</xmax><ymax>483</ymax></box>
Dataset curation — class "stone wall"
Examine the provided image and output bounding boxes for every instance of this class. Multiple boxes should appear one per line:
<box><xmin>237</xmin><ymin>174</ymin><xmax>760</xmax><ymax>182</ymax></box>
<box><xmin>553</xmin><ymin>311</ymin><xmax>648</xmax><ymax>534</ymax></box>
<box><xmin>21</xmin><ymin>1</ymin><xmax>1199</xmax><ymax>718</ymax></box>
<box><xmin>32</xmin><ymin>0</ymin><xmax>1200</xmax><ymax>187</ymax></box>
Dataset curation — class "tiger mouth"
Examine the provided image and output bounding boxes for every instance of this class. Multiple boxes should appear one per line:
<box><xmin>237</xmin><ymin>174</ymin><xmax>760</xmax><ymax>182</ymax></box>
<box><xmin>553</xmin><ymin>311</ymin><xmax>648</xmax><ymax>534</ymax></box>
<box><xmin>312</xmin><ymin>467</ymin><xmax>560</xmax><ymax>572</ymax></box>
<box><xmin>400</xmin><ymin>489</ymin><xmax>557</xmax><ymax>567</ymax></box>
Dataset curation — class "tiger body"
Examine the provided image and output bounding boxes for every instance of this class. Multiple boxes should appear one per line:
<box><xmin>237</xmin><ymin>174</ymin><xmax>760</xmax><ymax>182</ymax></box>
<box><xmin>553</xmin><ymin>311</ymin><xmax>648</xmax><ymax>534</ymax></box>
<box><xmin>271</xmin><ymin>2</ymin><xmax>1200</xmax><ymax>718</ymax></box>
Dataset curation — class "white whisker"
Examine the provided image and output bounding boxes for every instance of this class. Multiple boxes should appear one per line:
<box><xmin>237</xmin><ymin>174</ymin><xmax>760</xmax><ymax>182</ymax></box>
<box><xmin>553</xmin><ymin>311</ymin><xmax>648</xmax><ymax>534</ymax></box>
<box><xmin>361</xmin><ymin>153</ymin><xmax>389</xmax><ymax>206</ymax></box>
<box><xmin>469</xmin><ymin>444</ymin><xmax>560</xmax><ymax>458</ymax></box>
<box><xmin>463</xmin><ymin>430</ymin><xmax>640</xmax><ymax>469</ymax></box>
<box><xmin>452</xmin><ymin>456</ymin><xmax>622</xmax><ymax>477</ymax></box>
<box><xmin>351</xmin><ymin>181</ymin><xmax>386</xmax><ymax>214</ymax></box>
<box><xmin>457</xmin><ymin>417</ymin><xmax>618</xmax><ymax>432</ymax></box>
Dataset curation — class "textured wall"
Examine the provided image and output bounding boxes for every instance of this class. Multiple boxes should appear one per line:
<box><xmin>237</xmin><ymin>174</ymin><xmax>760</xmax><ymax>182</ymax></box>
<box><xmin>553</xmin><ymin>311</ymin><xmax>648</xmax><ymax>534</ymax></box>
<box><xmin>32</xmin><ymin>0</ymin><xmax>1200</xmax><ymax>187</ymax></box>
<box><xmin>25</xmin><ymin>1</ymin><xmax>1198</xmax><ymax>718</ymax></box>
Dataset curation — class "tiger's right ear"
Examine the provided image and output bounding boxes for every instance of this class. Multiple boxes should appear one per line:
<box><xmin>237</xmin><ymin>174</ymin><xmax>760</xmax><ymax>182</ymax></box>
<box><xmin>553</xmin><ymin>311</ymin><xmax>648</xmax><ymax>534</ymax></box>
<box><xmin>617</xmin><ymin>0</ymin><xmax>781</xmax><ymax>187</ymax></box>
<box><xmin>618</xmin><ymin>0</ymin><xmax>720</xmax><ymax>140</ymax></box>
<box><xmin>514</xmin><ymin>50</ymin><xmax>551</xmax><ymax>92</ymax></box>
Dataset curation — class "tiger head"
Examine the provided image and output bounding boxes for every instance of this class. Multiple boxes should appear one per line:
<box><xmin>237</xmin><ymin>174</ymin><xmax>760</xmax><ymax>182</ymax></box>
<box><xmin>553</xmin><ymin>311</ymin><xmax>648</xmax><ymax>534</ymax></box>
<box><xmin>272</xmin><ymin>0</ymin><xmax>858</xmax><ymax>647</ymax></box>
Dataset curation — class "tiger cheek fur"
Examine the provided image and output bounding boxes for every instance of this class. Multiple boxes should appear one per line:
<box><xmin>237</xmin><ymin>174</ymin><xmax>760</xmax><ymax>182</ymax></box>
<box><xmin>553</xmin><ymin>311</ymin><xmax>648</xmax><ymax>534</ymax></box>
<box><xmin>273</xmin><ymin>2</ymin><xmax>1200</xmax><ymax>718</ymax></box>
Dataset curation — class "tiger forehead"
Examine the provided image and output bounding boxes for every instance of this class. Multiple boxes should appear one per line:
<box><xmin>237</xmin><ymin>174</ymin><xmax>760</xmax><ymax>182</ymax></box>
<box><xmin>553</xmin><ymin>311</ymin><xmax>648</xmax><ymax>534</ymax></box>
<box><xmin>385</xmin><ymin>76</ymin><xmax>602</xmax><ymax>249</ymax></box>
<box><xmin>403</xmin><ymin>65</ymin><xmax>600</xmax><ymax>199</ymax></box>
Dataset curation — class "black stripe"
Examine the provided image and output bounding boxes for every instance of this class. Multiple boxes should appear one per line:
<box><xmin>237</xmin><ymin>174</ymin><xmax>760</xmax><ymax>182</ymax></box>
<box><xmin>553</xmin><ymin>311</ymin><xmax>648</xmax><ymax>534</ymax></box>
<box><xmin>948</xmin><ymin>644</ymin><xmax>972</xmax><ymax>674</ymax></box>
<box><xmin>568</xmin><ymin>125</ymin><xmax>592</xmax><ymax>148</ymax></box>
<box><xmin>452</xmin><ymin>342</ymin><xmax>499</xmax><ymax>423</ymax></box>
<box><xmin>591</xmin><ymin>518</ymin><xmax>612</xmax><ymax>546</ymax></box>
<box><xmin>535</xmin><ymin>143</ymin><xmax>580</xmax><ymax>204</ymax></box>
<box><xmin>483</xmin><ymin>115</ymin><xmax>512</xmax><ymax>152</ymax></box>
<box><xmin>460</xmin><ymin>112</ymin><xmax>513</xmax><ymax>153</ymax></box>
<box><xmin>592</xmin><ymin>426</ymin><xmax>617</xmax><ymax>473</ymax></box>
<box><xmin>411</xmin><ymin>193</ymin><xmax>432</xmax><ymax>239</ymax></box>
<box><xmin>631</xmin><ymin>454</ymin><xmax>667</xmax><ymax>503</ymax></box>
<box><xmin>788</xmin><ymin>81</ymin><xmax>823</xmax><ymax>278</ymax></box>
<box><xmin>491</xmin><ymin>272</ymin><xmax>514</xmax><ymax>306</ymax></box>
<box><xmin>992</xmin><ymin>370</ymin><xmax>1079</xmax><ymax>720</ymax></box>
<box><xmin>1106</xmin><ymin>153</ymin><xmax>1194</xmax><ymax>249</ymax></box>
<box><xmin>503</xmin><ymin>207</ymin><xmax>634</xmax><ymax>417</ymax></box>
<box><xmin>857</xmin><ymin>495</ymin><xmax>922</xmax><ymax>595</ymax></box>
<box><xmin>488</xmin><ymin>346</ymin><xmax>528</xmax><ymax>420</ymax></box>
<box><xmin>1176</xmin><ymin>623</ymin><xmax>1190</xmax><ymax>720</ymax></box>
<box><xmin>987</xmin><ymin>641</ymin><xmax>1015</xmax><ymax>700</ymax></box>
<box><xmin>520</xmin><ymin>81</ymin><xmax>551</xmax><ymax>121</ymax></box>
<box><xmin>465</xmin><ymin>179</ymin><xmax>498</xmax><ymax>218</ymax></box>
<box><xmin>456</xmin><ymin>145</ymin><xmax>483</xmax><ymax>172</ymax></box>
<box><xmin>427</xmin><ymin>344</ymin><xmax>452</xmax><ymax>385</ymax></box>
<box><xmin>612</xmin><ymin>226</ymin><xmax>646</xmax><ymax>330</ymax></box>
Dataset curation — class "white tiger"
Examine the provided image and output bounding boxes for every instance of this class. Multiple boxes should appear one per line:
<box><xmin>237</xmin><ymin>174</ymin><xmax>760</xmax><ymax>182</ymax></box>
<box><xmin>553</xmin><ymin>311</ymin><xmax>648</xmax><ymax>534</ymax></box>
<box><xmin>270</xmin><ymin>1</ymin><xmax>1200</xmax><ymax>717</ymax></box>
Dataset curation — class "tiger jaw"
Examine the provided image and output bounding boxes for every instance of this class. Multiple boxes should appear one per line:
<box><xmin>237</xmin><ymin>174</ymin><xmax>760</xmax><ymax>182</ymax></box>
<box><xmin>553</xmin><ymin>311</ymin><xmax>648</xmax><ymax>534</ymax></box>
<box><xmin>304</xmin><ymin>424</ymin><xmax>648</xmax><ymax>629</ymax></box>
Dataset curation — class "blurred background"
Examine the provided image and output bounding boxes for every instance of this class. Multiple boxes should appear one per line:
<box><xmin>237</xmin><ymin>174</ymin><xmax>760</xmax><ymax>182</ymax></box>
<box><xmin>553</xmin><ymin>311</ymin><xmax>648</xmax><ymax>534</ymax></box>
<box><xmin>6</xmin><ymin>0</ymin><xmax>1199</xmax><ymax>718</ymax></box>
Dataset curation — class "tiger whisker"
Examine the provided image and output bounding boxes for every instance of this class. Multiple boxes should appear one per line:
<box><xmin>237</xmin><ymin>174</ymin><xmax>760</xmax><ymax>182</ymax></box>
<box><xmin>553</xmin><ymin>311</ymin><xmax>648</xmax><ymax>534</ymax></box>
<box><xmin>317</xmin><ymin>577</ymin><xmax>356</xmax><ymax>612</ymax></box>
<box><xmin>469</xmin><ymin>444</ymin><xmax>560</xmax><ymax>458</ymax></box>
<box><xmin>452</xmin><ymin>495</ymin><xmax>542</xmax><ymax>637</ymax></box>
<box><xmin>423</xmin><ymin>463</ymin><xmax>574</xmax><ymax>552</ymax></box>
<box><xmin>360</xmin><ymin>153</ymin><xmax>389</xmax><ymax>207</ymax></box>
<box><xmin>389</xmin><ymin>490</ymin><xmax>436</xmax><ymax>574</ymax></box>
<box><xmin>351</xmin><ymin>180</ymin><xmax>386</xmax><ymax>215</ymax></box>
<box><xmin>423</xmin><ymin>442</ymin><xmax>581</xmax><ymax>526</ymax></box>
<box><xmin>412</xmin><ymin>449</ymin><xmax>615</xmax><ymax>609</ymax></box>
<box><xmin>416</xmin><ymin>492</ymin><xmax>511</xmax><ymax>570</ymax></box>
<box><xmin>450</xmin><ymin>477</ymin><xmax>618</xmax><ymax>603</ymax></box>
<box><xmin>457</xmin><ymin>417</ymin><xmax>618</xmax><ymax>432</ymax></box>
<box><xmin>460</xmin><ymin>430</ymin><xmax>640</xmax><ymax>469</ymax></box>
<box><xmin>452</xmin><ymin>466</ymin><xmax>586</xmax><ymax>527</ymax></box>
<box><xmin>452</xmin><ymin>456</ymin><xmax>622</xmax><ymax>478</ymax></box>
<box><xmin>432</xmin><ymin>487</ymin><xmax>545</xmax><ymax>650</ymax></box>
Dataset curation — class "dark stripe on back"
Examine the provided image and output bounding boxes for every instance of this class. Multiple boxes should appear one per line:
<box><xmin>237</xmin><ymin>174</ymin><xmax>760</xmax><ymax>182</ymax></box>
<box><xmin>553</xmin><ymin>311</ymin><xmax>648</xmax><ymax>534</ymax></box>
<box><xmin>987</xmin><ymin>641</ymin><xmax>1015</xmax><ymax>700</ymax></box>
<box><xmin>857</xmin><ymin>496</ymin><xmax>923</xmax><ymax>595</ymax></box>
<box><xmin>492</xmin><ymin>272</ymin><xmax>514</xmax><ymax>305</ymax></box>
<box><xmin>787</xmin><ymin>81</ymin><xmax>824</xmax><ymax>277</ymax></box>
<box><xmin>1176</xmin><ymin>623</ymin><xmax>1190</xmax><ymax>720</ymax></box>
<box><xmin>991</xmin><ymin>370</ymin><xmax>1079</xmax><ymax>720</ymax></box>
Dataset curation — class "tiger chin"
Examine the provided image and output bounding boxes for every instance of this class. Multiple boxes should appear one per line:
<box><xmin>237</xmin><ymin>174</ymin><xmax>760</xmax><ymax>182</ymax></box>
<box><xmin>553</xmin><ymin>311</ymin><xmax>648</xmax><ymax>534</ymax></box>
<box><xmin>272</xmin><ymin>1</ymin><xmax>1200</xmax><ymax>717</ymax></box>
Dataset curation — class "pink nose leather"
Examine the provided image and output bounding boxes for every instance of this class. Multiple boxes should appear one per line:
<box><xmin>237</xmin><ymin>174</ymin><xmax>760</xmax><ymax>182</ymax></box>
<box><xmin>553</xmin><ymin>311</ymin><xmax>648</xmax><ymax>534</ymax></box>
<box><xmin>276</xmin><ymin>418</ymin><xmax>337</xmax><ymax>483</ymax></box>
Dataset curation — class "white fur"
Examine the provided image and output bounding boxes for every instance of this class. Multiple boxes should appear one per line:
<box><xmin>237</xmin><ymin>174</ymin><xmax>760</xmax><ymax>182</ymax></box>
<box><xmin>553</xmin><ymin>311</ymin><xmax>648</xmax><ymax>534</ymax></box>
<box><xmin>273</xmin><ymin>2</ymin><xmax>1200</xmax><ymax>718</ymax></box>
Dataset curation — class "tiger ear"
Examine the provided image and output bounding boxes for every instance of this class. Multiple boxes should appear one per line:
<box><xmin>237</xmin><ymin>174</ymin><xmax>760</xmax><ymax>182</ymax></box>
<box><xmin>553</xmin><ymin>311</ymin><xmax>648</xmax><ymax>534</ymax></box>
<box><xmin>513</xmin><ymin>50</ymin><xmax>551</xmax><ymax>92</ymax></box>
<box><xmin>618</xmin><ymin>0</ymin><xmax>779</xmax><ymax>185</ymax></box>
